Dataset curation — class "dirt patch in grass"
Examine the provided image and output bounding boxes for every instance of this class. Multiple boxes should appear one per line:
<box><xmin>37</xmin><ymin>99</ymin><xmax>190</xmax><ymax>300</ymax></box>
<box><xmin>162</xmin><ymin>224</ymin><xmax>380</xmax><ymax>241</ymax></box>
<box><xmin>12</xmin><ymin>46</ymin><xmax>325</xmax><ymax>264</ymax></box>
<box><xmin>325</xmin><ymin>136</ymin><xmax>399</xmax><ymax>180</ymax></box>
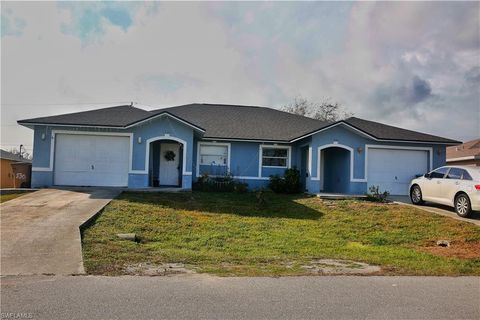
<box><xmin>82</xmin><ymin>191</ymin><xmax>480</xmax><ymax>276</ymax></box>
<box><xmin>420</xmin><ymin>241</ymin><xmax>480</xmax><ymax>259</ymax></box>
<box><xmin>300</xmin><ymin>259</ymin><xmax>381</xmax><ymax>275</ymax></box>
<box><xmin>123</xmin><ymin>263</ymin><xmax>194</xmax><ymax>276</ymax></box>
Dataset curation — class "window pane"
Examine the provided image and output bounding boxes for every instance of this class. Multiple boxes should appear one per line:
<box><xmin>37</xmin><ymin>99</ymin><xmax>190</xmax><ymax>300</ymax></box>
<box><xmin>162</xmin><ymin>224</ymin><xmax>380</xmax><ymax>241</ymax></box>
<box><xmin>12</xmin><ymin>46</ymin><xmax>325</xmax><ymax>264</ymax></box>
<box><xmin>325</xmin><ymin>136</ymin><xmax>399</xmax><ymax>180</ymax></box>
<box><xmin>200</xmin><ymin>145</ymin><xmax>228</xmax><ymax>166</ymax></box>
<box><xmin>446</xmin><ymin>168</ymin><xmax>462</xmax><ymax>179</ymax></box>
<box><xmin>262</xmin><ymin>148</ymin><xmax>288</xmax><ymax>157</ymax></box>
<box><xmin>200</xmin><ymin>145</ymin><xmax>227</xmax><ymax>156</ymax></box>
<box><xmin>462</xmin><ymin>170</ymin><xmax>473</xmax><ymax>180</ymax></box>
<box><xmin>262</xmin><ymin>157</ymin><xmax>287</xmax><ymax>167</ymax></box>
<box><xmin>430</xmin><ymin>167</ymin><xmax>449</xmax><ymax>179</ymax></box>
<box><xmin>200</xmin><ymin>155</ymin><xmax>226</xmax><ymax>166</ymax></box>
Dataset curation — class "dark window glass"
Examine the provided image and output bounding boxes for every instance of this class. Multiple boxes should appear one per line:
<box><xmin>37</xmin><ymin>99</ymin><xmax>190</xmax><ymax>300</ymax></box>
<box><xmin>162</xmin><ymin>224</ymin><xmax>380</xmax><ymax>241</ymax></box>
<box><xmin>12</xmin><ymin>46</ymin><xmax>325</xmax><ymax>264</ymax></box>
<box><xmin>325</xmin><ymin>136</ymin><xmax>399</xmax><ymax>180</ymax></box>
<box><xmin>462</xmin><ymin>170</ymin><xmax>473</xmax><ymax>181</ymax></box>
<box><xmin>262</xmin><ymin>157</ymin><xmax>287</xmax><ymax>167</ymax></box>
<box><xmin>430</xmin><ymin>167</ymin><xmax>449</xmax><ymax>179</ymax></box>
<box><xmin>262</xmin><ymin>148</ymin><xmax>288</xmax><ymax>157</ymax></box>
<box><xmin>262</xmin><ymin>148</ymin><xmax>289</xmax><ymax>167</ymax></box>
<box><xmin>446</xmin><ymin>168</ymin><xmax>463</xmax><ymax>179</ymax></box>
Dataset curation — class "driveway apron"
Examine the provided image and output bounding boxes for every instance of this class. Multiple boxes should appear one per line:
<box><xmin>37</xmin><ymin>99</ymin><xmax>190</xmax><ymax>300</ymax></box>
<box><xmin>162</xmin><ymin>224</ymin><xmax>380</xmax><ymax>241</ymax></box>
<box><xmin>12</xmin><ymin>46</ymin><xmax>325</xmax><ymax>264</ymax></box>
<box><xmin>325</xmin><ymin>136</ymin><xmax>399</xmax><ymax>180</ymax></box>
<box><xmin>1</xmin><ymin>188</ymin><xmax>120</xmax><ymax>275</ymax></box>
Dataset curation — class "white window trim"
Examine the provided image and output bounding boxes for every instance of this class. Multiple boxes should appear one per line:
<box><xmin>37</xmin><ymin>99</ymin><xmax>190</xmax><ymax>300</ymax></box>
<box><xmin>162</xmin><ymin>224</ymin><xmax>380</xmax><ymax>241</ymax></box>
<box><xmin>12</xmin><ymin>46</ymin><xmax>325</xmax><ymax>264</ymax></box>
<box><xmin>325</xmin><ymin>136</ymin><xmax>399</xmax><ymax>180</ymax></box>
<box><xmin>258</xmin><ymin>145</ymin><xmax>292</xmax><ymax>176</ymax></box>
<box><xmin>196</xmin><ymin>141</ymin><xmax>231</xmax><ymax>177</ymax></box>
<box><xmin>32</xmin><ymin>130</ymin><xmax>133</xmax><ymax>173</ymax></box>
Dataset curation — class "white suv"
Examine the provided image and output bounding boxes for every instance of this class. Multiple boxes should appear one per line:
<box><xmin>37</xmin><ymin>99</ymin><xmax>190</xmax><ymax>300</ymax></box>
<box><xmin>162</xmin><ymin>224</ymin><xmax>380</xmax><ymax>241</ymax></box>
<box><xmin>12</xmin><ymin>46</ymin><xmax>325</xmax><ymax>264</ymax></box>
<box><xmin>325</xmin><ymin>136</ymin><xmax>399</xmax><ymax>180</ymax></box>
<box><xmin>409</xmin><ymin>166</ymin><xmax>480</xmax><ymax>217</ymax></box>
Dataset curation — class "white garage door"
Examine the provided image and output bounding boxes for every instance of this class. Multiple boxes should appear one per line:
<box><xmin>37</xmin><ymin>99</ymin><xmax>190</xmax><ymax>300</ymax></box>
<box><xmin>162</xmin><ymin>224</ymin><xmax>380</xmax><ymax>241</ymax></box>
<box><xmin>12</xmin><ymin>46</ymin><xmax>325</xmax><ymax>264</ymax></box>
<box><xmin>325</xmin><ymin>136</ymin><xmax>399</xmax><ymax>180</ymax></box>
<box><xmin>367</xmin><ymin>148</ymin><xmax>429</xmax><ymax>195</ymax></box>
<box><xmin>54</xmin><ymin>134</ymin><xmax>129</xmax><ymax>187</ymax></box>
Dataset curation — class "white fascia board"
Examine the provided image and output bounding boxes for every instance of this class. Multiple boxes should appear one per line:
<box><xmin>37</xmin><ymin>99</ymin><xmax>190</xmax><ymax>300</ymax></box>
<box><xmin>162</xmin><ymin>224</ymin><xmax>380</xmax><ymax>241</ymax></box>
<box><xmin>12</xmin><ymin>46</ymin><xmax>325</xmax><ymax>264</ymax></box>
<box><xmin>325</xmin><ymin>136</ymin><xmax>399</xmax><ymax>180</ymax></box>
<box><xmin>125</xmin><ymin>113</ymin><xmax>205</xmax><ymax>133</ymax></box>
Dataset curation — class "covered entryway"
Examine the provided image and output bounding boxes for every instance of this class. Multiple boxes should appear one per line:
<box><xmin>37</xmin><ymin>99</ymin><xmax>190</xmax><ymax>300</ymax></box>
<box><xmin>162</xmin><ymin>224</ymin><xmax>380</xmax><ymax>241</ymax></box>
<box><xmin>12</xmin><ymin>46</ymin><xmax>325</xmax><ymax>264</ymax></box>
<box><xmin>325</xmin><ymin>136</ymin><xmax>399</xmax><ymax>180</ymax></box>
<box><xmin>53</xmin><ymin>133</ymin><xmax>129</xmax><ymax>187</ymax></box>
<box><xmin>149</xmin><ymin>140</ymin><xmax>183</xmax><ymax>187</ymax></box>
<box><xmin>367</xmin><ymin>147</ymin><xmax>429</xmax><ymax>195</ymax></box>
<box><xmin>320</xmin><ymin>146</ymin><xmax>351</xmax><ymax>194</ymax></box>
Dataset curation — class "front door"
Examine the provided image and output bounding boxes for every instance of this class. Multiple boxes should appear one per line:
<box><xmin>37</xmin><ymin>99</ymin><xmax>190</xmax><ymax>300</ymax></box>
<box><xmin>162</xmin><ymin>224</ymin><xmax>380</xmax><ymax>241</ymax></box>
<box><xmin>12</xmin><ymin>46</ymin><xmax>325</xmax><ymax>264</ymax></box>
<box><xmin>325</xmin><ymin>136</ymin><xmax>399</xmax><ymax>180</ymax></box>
<box><xmin>159</xmin><ymin>143</ymin><xmax>181</xmax><ymax>186</ymax></box>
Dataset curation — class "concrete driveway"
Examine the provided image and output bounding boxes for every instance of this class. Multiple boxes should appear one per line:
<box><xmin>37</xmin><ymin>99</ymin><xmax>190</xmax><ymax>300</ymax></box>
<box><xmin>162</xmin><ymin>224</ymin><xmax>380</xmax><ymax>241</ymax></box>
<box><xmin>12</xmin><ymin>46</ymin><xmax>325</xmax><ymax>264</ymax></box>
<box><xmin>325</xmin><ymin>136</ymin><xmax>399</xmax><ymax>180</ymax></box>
<box><xmin>0</xmin><ymin>188</ymin><xmax>120</xmax><ymax>276</ymax></box>
<box><xmin>390</xmin><ymin>195</ymin><xmax>480</xmax><ymax>226</ymax></box>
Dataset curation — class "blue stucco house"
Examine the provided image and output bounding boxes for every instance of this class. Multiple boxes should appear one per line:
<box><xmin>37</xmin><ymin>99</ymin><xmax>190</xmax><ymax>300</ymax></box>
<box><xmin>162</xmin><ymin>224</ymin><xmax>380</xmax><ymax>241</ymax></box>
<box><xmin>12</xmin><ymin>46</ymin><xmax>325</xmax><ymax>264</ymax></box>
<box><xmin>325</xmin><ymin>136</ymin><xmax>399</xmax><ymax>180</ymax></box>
<box><xmin>18</xmin><ymin>103</ymin><xmax>459</xmax><ymax>195</ymax></box>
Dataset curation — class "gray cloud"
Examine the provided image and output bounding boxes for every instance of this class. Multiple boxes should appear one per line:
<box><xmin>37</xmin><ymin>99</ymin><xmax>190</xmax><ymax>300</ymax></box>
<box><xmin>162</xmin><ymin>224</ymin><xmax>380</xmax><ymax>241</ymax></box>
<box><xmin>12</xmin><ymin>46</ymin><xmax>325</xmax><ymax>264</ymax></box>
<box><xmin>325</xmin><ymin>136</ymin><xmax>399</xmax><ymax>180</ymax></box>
<box><xmin>465</xmin><ymin>66</ymin><xmax>480</xmax><ymax>84</ymax></box>
<box><xmin>1</xmin><ymin>1</ymin><xmax>479</xmax><ymax>153</ymax></box>
<box><xmin>409</xmin><ymin>76</ymin><xmax>432</xmax><ymax>103</ymax></box>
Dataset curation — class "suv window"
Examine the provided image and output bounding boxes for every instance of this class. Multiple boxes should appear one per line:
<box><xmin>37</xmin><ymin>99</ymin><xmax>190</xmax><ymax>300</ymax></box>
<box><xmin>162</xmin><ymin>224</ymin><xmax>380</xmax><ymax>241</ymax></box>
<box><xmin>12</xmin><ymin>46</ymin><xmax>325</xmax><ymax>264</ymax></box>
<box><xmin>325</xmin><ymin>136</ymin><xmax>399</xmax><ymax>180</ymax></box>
<box><xmin>462</xmin><ymin>170</ymin><xmax>473</xmax><ymax>181</ymax></box>
<box><xmin>429</xmin><ymin>167</ymin><xmax>449</xmax><ymax>179</ymax></box>
<box><xmin>446</xmin><ymin>168</ymin><xmax>463</xmax><ymax>179</ymax></box>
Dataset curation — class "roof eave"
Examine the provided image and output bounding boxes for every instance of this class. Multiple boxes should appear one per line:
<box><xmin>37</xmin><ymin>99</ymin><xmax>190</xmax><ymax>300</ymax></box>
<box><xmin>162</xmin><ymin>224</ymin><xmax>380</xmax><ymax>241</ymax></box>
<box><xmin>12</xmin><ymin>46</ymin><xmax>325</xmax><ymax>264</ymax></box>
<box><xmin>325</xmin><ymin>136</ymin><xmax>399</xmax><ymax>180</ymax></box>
<box><xmin>124</xmin><ymin>112</ymin><xmax>206</xmax><ymax>133</ymax></box>
<box><xmin>18</xmin><ymin>112</ymin><xmax>206</xmax><ymax>134</ymax></box>
<box><xmin>201</xmin><ymin>137</ymin><xmax>290</xmax><ymax>144</ymax></box>
<box><xmin>289</xmin><ymin>121</ymin><xmax>462</xmax><ymax>145</ymax></box>
<box><xmin>17</xmin><ymin>121</ymin><xmax>125</xmax><ymax>129</ymax></box>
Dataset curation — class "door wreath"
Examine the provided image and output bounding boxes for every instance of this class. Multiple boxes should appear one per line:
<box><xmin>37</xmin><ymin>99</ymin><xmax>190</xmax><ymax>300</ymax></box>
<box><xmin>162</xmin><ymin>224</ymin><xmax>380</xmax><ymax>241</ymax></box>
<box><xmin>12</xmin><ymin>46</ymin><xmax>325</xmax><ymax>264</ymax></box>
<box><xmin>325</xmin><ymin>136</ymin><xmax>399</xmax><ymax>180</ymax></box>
<box><xmin>164</xmin><ymin>150</ymin><xmax>176</xmax><ymax>161</ymax></box>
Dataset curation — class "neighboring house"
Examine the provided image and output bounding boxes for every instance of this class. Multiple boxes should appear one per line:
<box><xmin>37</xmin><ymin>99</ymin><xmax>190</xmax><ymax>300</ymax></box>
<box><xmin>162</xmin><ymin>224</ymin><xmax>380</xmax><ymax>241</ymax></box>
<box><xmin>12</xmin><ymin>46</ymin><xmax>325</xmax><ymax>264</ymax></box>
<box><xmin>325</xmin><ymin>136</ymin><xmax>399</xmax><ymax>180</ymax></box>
<box><xmin>446</xmin><ymin>139</ymin><xmax>480</xmax><ymax>166</ymax></box>
<box><xmin>18</xmin><ymin>103</ymin><xmax>460</xmax><ymax>195</ymax></box>
<box><xmin>0</xmin><ymin>149</ymin><xmax>32</xmax><ymax>188</ymax></box>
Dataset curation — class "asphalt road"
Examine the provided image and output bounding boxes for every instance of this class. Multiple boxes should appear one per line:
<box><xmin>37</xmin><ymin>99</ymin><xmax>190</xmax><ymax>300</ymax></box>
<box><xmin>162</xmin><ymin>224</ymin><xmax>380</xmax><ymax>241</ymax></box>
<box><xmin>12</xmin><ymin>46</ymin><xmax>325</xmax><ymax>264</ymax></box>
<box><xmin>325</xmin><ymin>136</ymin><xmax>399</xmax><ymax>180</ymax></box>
<box><xmin>1</xmin><ymin>275</ymin><xmax>479</xmax><ymax>320</ymax></box>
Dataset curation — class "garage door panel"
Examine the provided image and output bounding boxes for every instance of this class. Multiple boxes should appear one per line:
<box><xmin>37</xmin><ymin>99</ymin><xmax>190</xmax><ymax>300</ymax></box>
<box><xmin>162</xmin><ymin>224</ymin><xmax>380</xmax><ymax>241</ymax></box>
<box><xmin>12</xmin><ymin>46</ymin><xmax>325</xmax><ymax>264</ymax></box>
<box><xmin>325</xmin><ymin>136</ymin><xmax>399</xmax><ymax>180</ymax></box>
<box><xmin>368</xmin><ymin>148</ymin><xmax>429</xmax><ymax>195</ymax></box>
<box><xmin>54</xmin><ymin>134</ymin><xmax>129</xmax><ymax>187</ymax></box>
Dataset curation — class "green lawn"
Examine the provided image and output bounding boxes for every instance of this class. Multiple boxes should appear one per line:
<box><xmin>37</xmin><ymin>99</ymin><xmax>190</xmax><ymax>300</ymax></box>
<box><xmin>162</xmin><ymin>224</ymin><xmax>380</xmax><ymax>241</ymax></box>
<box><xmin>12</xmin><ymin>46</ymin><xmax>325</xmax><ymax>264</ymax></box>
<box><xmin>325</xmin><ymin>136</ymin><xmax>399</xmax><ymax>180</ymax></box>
<box><xmin>0</xmin><ymin>192</ymin><xmax>27</xmax><ymax>203</ymax></box>
<box><xmin>82</xmin><ymin>191</ymin><xmax>480</xmax><ymax>276</ymax></box>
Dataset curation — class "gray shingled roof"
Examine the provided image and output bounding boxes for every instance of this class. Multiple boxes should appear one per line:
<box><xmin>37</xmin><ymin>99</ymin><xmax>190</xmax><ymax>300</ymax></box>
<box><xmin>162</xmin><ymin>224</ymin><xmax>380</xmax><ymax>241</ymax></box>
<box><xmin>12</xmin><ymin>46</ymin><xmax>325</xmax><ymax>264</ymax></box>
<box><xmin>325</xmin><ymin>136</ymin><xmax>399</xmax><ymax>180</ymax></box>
<box><xmin>343</xmin><ymin>117</ymin><xmax>459</xmax><ymax>144</ymax></box>
<box><xmin>152</xmin><ymin>103</ymin><xmax>328</xmax><ymax>141</ymax></box>
<box><xmin>18</xmin><ymin>103</ymin><xmax>460</xmax><ymax>144</ymax></box>
<box><xmin>18</xmin><ymin>105</ymin><xmax>152</xmax><ymax>128</ymax></box>
<box><xmin>0</xmin><ymin>149</ymin><xmax>32</xmax><ymax>163</ymax></box>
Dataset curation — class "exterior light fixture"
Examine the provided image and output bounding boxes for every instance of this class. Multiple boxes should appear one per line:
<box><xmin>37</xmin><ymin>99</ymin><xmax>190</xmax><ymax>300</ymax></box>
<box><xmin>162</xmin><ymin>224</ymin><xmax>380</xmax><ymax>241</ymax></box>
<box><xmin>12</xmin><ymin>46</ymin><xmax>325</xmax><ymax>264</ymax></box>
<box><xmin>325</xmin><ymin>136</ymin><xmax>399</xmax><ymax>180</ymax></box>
<box><xmin>357</xmin><ymin>147</ymin><xmax>363</xmax><ymax>154</ymax></box>
<box><xmin>138</xmin><ymin>137</ymin><xmax>142</xmax><ymax>144</ymax></box>
<box><xmin>333</xmin><ymin>140</ymin><xmax>339</xmax><ymax>144</ymax></box>
<box><xmin>41</xmin><ymin>133</ymin><xmax>46</xmax><ymax>140</ymax></box>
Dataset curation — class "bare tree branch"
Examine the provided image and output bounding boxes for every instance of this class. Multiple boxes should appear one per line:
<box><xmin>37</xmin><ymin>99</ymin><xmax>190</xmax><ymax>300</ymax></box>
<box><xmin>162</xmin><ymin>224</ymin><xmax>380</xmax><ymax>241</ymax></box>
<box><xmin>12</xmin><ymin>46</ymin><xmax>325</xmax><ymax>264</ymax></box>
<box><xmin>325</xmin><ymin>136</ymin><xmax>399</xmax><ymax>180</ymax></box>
<box><xmin>283</xmin><ymin>96</ymin><xmax>353</xmax><ymax>122</ymax></box>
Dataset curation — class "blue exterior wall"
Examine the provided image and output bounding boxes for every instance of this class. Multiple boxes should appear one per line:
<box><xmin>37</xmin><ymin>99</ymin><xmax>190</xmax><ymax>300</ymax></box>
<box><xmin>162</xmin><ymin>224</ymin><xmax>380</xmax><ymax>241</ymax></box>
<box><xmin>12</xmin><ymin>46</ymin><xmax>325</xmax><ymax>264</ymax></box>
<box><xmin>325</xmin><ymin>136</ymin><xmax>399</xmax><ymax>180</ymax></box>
<box><xmin>29</xmin><ymin>120</ymin><xmax>447</xmax><ymax>193</ymax></box>
<box><xmin>304</xmin><ymin>124</ymin><xmax>447</xmax><ymax>194</ymax></box>
<box><xmin>128</xmin><ymin>116</ymin><xmax>194</xmax><ymax>189</ymax></box>
<box><xmin>30</xmin><ymin>115</ymin><xmax>195</xmax><ymax>189</ymax></box>
<box><xmin>193</xmin><ymin>139</ymin><xmax>299</xmax><ymax>189</ymax></box>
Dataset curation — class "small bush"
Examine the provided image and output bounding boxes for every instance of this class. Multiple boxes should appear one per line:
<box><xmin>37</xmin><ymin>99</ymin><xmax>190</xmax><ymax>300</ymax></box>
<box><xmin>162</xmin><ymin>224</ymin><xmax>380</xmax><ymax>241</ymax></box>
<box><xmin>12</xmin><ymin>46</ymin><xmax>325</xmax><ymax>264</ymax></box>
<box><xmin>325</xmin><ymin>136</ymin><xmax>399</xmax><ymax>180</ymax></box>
<box><xmin>268</xmin><ymin>175</ymin><xmax>286</xmax><ymax>193</ymax></box>
<box><xmin>233</xmin><ymin>182</ymin><xmax>248</xmax><ymax>193</ymax></box>
<box><xmin>366</xmin><ymin>185</ymin><xmax>390</xmax><ymax>203</ymax></box>
<box><xmin>268</xmin><ymin>168</ymin><xmax>302</xmax><ymax>194</ymax></box>
<box><xmin>193</xmin><ymin>173</ymin><xmax>248</xmax><ymax>193</ymax></box>
<box><xmin>255</xmin><ymin>188</ymin><xmax>267</xmax><ymax>208</ymax></box>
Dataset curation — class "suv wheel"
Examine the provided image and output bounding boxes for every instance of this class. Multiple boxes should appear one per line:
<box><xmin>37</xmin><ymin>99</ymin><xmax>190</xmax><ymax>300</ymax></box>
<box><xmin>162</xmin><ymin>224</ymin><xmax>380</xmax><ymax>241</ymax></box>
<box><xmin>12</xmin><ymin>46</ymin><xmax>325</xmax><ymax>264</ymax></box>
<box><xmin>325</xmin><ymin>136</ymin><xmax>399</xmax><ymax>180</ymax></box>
<box><xmin>410</xmin><ymin>185</ymin><xmax>424</xmax><ymax>205</ymax></box>
<box><xmin>455</xmin><ymin>194</ymin><xmax>472</xmax><ymax>218</ymax></box>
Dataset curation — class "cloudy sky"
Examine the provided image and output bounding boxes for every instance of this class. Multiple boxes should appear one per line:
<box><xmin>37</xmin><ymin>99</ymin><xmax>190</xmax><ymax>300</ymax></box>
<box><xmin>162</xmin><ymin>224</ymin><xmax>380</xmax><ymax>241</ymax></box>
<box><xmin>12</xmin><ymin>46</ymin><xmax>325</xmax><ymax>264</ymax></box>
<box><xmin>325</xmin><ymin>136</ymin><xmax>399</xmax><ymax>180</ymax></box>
<box><xmin>1</xmin><ymin>1</ymin><xmax>479</xmax><ymax>154</ymax></box>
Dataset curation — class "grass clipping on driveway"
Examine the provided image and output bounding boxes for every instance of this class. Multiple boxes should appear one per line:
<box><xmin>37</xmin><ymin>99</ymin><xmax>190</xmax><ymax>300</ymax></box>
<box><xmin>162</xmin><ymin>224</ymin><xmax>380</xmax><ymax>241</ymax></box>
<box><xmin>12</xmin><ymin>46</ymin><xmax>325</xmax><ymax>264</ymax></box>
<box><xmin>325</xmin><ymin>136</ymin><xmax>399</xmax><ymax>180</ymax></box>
<box><xmin>82</xmin><ymin>192</ymin><xmax>480</xmax><ymax>276</ymax></box>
